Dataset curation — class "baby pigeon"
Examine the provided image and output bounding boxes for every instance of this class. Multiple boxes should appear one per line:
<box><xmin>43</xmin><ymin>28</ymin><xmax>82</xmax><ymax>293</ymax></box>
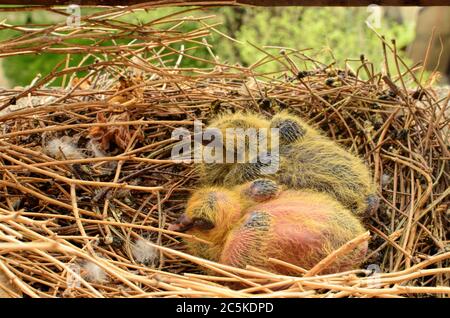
<box><xmin>169</xmin><ymin>179</ymin><xmax>368</xmax><ymax>275</ymax></box>
<box><xmin>199</xmin><ymin>111</ymin><xmax>379</xmax><ymax>217</ymax></box>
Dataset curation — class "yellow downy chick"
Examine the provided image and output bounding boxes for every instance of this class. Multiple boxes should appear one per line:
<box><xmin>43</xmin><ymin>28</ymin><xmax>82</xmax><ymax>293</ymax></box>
<box><xmin>199</xmin><ymin>111</ymin><xmax>379</xmax><ymax>217</ymax></box>
<box><xmin>169</xmin><ymin>179</ymin><xmax>368</xmax><ymax>275</ymax></box>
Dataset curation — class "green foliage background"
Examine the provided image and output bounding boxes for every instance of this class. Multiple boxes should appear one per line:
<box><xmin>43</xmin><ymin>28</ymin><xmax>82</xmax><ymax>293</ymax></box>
<box><xmin>0</xmin><ymin>7</ymin><xmax>415</xmax><ymax>87</ymax></box>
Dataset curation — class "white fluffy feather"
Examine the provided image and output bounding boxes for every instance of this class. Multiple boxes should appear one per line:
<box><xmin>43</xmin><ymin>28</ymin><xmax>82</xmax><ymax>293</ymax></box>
<box><xmin>132</xmin><ymin>238</ymin><xmax>158</xmax><ymax>265</ymax></box>
<box><xmin>46</xmin><ymin>138</ymin><xmax>84</xmax><ymax>160</ymax></box>
<box><xmin>81</xmin><ymin>261</ymin><xmax>107</xmax><ymax>283</ymax></box>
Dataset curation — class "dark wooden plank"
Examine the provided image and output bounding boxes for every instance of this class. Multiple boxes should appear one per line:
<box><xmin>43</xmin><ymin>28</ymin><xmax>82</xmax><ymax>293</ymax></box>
<box><xmin>0</xmin><ymin>0</ymin><xmax>447</xmax><ymax>7</ymax></box>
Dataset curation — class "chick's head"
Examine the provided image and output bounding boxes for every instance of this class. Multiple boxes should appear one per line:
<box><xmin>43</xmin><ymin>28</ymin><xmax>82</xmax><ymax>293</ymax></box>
<box><xmin>200</xmin><ymin>112</ymin><xmax>272</xmax><ymax>185</ymax></box>
<box><xmin>168</xmin><ymin>187</ymin><xmax>245</xmax><ymax>260</ymax></box>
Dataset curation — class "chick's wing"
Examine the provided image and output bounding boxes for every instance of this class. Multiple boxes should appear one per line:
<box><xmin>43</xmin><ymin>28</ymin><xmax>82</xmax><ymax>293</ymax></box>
<box><xmin>219</xmin><ymin>211</ymin><xmax>272</xmax><ymax>269</ymax></box>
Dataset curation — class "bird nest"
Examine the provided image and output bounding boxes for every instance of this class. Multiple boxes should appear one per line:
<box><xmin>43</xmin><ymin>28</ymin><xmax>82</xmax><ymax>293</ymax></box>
<box><xmin>0</xmin><ymin>4</ymin><xmax>448</xmax><ymax>298</ymax></box>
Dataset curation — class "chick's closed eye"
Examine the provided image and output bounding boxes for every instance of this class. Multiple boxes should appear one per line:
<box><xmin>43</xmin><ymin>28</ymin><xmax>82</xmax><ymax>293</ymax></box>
<box><xmin>193</xmin><ymin>218</ymin><xmax>215</xmax><ymax>230</ymax></box>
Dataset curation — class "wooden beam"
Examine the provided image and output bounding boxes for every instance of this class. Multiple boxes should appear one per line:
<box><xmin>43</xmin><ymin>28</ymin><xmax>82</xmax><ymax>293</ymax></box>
<box><xmin>0</xmin><ymin>0</ymin><xmax>446</xmax><ymax>6</ymax></box>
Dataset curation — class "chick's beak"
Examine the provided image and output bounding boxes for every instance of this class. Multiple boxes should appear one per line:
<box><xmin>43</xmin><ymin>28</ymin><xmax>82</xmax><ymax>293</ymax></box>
<box><xmin>168</xmin><ymin>213</ymin><xmax>194</xmax><ymax>232</ymax></box>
